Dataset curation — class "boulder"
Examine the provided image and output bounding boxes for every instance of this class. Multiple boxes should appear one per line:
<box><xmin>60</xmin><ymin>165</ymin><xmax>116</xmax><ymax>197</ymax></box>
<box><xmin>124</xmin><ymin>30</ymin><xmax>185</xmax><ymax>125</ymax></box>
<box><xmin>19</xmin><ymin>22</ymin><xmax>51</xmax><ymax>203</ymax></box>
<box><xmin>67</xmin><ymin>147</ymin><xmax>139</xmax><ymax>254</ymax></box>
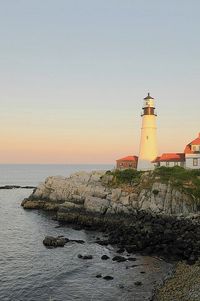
<box><xmin>103</xmin><ymin>276</ymin><xmax>114</xmax><ymax>280</ymax></box>
<box><xmin>112</xmin><ymin>256</ymin><xmax>127</xmax><ymax>262</ymax></box>
<box><xmin>101</xmin><ymin>255</ymin><xmax>110</xmax><ymax>260</ymax></box>
<box><xmin>43</xmin><ymin>236</ymin><xmax>66</xmax><ymax>247</ymax></box>
<box><xmin>84</xmin><ymin>196</ymin><xmax>109</xmax><ymax>214</ymax></box>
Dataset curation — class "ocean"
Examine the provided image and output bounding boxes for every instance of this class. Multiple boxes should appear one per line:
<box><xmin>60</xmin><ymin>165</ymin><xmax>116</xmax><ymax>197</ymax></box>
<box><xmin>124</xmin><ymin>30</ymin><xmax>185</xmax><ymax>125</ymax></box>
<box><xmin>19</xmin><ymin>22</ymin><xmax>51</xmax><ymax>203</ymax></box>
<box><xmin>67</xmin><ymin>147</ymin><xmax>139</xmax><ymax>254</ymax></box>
<box><xmin>0</xmin><ymin>164</ymin><xmax>172</xmax><ymax>301</ymax></box>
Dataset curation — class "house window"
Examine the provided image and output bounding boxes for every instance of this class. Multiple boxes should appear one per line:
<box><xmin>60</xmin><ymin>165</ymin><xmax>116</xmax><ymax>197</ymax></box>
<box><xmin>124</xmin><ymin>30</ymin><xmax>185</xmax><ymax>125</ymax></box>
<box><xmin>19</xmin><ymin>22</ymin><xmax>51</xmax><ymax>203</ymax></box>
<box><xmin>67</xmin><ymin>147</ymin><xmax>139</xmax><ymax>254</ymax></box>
<box><xmin>174</xmin><ymin>162</ymin><xmax>178</xmax><ymax>166</ymax></box>
<box><xmin>192</xmin><ymin>145</ymin><xmax>200</xmax><ymax>152</ymax></box>
<box><xmin>166</xmin><ymin>162</ymin><xmax>169</xmax><ymax>167</ymax></box>
<box><xmin>193</xmin><ymin>158</ymin><xmax>198</xmax><ymax>166</ymax></box>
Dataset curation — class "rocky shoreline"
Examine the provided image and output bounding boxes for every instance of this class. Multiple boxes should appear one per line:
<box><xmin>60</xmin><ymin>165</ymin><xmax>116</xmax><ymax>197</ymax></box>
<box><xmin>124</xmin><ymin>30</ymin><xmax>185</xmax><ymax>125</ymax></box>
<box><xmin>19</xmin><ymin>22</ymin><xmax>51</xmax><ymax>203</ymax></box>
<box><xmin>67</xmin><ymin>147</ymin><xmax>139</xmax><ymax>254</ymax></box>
<box><xmin>21</xmin><ymin>170</ymin><xmax>200</xmax><ymax>300</ymax></box>
<box><xmin>21</xmin><ymin>170</ymin><xmax>200</xmax><ymax>216</ymax></box>
<box><xmin>21</xmin><ymin>170</ymin><xmax>200</xmax><ymax>262</ymax></box>
<box><xmin>153</xmin><ymin>260</ymin><xmax>200</xmax><ymax>301</ymax></box>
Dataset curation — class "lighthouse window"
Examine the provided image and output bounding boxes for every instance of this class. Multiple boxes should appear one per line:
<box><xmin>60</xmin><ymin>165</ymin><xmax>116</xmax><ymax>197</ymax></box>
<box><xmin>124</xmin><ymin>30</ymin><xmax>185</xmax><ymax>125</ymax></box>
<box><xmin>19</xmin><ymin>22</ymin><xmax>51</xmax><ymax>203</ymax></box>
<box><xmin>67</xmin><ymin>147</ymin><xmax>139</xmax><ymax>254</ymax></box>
<box><xmin>146</xmin><ymin>136</ymin><xmax>149</xmax><ymax>140</ymax></box>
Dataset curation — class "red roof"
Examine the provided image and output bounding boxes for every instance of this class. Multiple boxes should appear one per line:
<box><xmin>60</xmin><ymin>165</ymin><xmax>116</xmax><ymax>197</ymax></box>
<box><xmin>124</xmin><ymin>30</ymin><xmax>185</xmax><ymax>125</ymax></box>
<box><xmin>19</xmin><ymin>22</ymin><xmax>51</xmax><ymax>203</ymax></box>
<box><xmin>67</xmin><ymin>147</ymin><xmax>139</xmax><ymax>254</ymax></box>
<box><xmin>190</xmin><ymin>137</ymin><xmax>200</xmax><ymax>145</ymax></box>
<box><xmin>184</xmin><ymin>133</ymin><xmax>200</xmax><ymax>154</ymax></box>
<box><xmin>152</xmin><ymin>156</ymin><xmax>160</xmax><ymax>163</ymax></box>
<box><xmin>152</xmin><ymin>153</ymin><xmax>185</xmax><ymax>163</ymax></box>
<box><xmin>117</xmin><ymin>155</ymin><xmax>138</xmax><ymax>162</ymax></box>
<box><xmin>184</xmin><ymin>145</ymin><xmax>193</xmax><ymax>154</ymax></box>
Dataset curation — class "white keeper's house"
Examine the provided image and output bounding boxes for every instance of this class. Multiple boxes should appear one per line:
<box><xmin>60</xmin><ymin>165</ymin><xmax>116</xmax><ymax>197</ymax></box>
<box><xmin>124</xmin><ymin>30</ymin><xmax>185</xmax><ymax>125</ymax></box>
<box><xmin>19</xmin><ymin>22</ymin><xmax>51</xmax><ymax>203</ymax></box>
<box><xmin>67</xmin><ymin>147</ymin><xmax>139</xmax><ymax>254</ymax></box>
<box><xmin>184</xmin><ymin>133</ymin><xmax>200</xmax><ymax>169</ymax></box>
<box><xmin>153</xmin><ymin>133</ymin><xmax>200</xmax><ymax>169</ymax></box>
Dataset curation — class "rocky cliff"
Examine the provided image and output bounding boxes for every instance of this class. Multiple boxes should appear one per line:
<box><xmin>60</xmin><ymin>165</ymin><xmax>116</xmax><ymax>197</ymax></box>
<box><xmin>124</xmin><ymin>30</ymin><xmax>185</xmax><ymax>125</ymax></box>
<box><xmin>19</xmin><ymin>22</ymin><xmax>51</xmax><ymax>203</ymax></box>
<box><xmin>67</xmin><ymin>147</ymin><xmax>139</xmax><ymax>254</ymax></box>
<box><xmin>21</xmin><ymin>169</ymin><xmax>200</xmax><ymax>262</ymax></box>
<box><xmin>22</xmin><ymin>170</ymin><xmax>199</xmax><ymax>216</ymax></box>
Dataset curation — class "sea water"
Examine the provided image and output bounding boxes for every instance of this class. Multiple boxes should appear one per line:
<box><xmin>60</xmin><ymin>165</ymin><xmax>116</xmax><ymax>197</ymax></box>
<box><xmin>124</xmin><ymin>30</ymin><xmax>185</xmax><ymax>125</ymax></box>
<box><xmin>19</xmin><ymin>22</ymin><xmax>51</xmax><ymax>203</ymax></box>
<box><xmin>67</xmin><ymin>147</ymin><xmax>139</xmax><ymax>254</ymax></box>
<box><xmin>0</xmin><ymin>165</ymin><xmax>172</xmax><ymax>301</ymax></box>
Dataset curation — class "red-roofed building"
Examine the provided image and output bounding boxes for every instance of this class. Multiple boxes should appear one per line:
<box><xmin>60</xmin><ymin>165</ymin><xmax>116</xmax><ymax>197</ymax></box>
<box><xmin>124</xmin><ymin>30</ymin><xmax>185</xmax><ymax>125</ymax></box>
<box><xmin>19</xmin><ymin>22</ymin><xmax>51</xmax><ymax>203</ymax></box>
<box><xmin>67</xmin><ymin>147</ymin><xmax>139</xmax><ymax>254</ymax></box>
<box><xmin>152</xmin><ymin>133</ymin><xmax>200</xmax><ymax>169</ymax></box>
<box><xmin>184</xmin><ymin>133</ymin><xmax>200</xmax><ymax>169</ymax></box>
<box><xmin>116</xmin><ymin>155</ymin><xmax>138</xmax><ymax>169</ymax></box>
<box><xmin>184</xmin><ymin>133</ymin><xmax>200</xmax><ymax>154</ymax></box>
<box><xmin>116</xmin><ymin>133</ymin><xmax>200</xmax><ymax>170</ymax></box>
<box><xmin>152</xmin><ymin>153</ymin><xmax>185</xmax><ymax>167</ymax></box>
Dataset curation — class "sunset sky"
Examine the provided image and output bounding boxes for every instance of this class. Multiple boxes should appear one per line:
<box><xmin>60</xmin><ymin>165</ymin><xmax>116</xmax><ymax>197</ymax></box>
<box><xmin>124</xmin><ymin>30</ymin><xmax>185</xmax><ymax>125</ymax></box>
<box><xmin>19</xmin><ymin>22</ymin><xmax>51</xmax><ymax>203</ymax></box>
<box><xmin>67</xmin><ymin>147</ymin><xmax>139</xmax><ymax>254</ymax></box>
<box><xmin>0</xmin><ymin>1</ymin><xmax>199</xmax><ymax>163</ymax></box>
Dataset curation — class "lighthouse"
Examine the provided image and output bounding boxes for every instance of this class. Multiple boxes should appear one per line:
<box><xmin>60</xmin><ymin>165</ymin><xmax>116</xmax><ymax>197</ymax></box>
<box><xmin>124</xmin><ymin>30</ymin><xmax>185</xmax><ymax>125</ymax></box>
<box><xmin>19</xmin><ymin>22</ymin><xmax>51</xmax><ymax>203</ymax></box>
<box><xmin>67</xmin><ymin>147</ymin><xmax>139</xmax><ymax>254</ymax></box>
<box><xmin>137</xmin><ymin>93</ymin><xmax>158</xmax><ymax>171</ymax></box>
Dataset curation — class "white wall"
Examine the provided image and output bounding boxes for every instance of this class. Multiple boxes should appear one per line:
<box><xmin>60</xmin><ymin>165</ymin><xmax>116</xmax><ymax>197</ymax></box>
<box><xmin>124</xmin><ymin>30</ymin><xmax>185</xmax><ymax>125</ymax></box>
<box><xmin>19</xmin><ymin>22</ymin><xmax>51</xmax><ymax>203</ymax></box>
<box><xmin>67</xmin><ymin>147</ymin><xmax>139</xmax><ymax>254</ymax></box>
<box><xmin>159</xmin><ymin>161</ymin><xmax>184</xmax><ymax>167</ymax></box>
<box><xmin>137</xmin><ymin>115</ymin><xmax>158</xmax><ymax>171</ymax></box>
<box><xmin>185</xmin><ymin>154</ymin><xmax>200</xmax><ymax>169</ymax></box>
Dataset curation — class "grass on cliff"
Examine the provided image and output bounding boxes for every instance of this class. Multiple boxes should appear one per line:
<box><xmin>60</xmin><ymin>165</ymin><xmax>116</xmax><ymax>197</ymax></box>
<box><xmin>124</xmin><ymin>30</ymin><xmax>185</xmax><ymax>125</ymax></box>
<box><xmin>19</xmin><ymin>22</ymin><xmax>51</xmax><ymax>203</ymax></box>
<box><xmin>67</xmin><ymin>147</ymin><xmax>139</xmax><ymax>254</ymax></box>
<box><xmin>154</xmin><ymin>166</ymin><xmax>200</xmax><ymax>199</ymax></box>
<box><xmin>105</xmin><ymin>169</ymin><xmax>143</xmax><ymax>186</ymax></box>
<box><xmin>106</xmin><ymin>167</ymin><xmax>200</xmax><ymax>200</ymax></box>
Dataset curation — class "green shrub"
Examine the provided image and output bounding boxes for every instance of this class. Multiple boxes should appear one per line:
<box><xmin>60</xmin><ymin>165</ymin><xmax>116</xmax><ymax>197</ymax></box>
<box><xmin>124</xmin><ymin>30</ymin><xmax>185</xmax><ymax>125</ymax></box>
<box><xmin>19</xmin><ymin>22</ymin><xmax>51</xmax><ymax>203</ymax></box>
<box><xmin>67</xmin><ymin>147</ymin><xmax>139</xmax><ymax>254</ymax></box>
<box><xmin>110</xmin><ymin>169</ymin><xmax>142</xmax><ymax>185</ymax></box>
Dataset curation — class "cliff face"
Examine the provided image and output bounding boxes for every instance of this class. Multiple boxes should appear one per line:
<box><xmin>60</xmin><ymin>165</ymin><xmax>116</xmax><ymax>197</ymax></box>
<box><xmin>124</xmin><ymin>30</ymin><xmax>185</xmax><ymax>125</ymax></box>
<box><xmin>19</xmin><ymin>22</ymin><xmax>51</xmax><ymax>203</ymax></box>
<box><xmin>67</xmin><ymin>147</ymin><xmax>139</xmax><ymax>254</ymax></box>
<box><xmin>22</xmin><ymin>170</ymin><xmax>199</xmax><ymax>217</ymax></box>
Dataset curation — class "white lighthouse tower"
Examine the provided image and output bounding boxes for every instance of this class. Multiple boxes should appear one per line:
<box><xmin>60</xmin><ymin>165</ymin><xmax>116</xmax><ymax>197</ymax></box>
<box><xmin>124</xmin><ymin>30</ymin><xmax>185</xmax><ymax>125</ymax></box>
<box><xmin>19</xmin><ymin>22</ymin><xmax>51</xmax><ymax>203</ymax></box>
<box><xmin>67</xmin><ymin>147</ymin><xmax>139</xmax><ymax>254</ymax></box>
<box><xmin>137</xmin><ymin>93</ymin><xmax>158</xmax><ymax>171</ymax></box>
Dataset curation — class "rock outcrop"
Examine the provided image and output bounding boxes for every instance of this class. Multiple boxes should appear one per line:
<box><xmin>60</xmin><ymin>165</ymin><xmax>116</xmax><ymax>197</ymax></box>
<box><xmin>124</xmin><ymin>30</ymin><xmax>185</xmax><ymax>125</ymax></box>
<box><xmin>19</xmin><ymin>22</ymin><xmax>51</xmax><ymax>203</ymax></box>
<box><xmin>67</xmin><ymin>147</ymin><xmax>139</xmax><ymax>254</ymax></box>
<box><xmin>22</xmin><ymin>170</ymin><xmax>199</xmax><ymax>216</ymax></box>
<box><xmin>21</xmin><ymin>170</ymin><xmax>200</xmax><ymax>262</ymax></box>
<box><xmin>43</xmin><ymin>236</ymin><xmax>85</xmax><ymax>248</ymax></box>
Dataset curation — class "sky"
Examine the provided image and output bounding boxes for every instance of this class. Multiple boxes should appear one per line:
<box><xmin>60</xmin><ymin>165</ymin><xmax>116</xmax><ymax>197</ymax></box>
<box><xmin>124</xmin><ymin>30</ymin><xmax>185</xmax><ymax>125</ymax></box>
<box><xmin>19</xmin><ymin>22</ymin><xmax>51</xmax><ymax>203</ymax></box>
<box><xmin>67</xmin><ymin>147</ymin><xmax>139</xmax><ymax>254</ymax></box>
<box><xmin>0</xmin><ymin>0</ymin><xmax>199</xmax><ymax>164</ymax></box>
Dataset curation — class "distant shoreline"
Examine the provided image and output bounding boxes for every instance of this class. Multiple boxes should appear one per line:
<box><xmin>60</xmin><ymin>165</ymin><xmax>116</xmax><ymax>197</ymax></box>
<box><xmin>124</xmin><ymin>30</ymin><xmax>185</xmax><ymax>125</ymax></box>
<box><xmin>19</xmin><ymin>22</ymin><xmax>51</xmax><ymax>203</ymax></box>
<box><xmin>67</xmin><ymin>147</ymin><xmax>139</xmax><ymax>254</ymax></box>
<box><xmin>0</xmin><ymin>185</ymin><xmax>36</xmax><ymax>190</ymax></box>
